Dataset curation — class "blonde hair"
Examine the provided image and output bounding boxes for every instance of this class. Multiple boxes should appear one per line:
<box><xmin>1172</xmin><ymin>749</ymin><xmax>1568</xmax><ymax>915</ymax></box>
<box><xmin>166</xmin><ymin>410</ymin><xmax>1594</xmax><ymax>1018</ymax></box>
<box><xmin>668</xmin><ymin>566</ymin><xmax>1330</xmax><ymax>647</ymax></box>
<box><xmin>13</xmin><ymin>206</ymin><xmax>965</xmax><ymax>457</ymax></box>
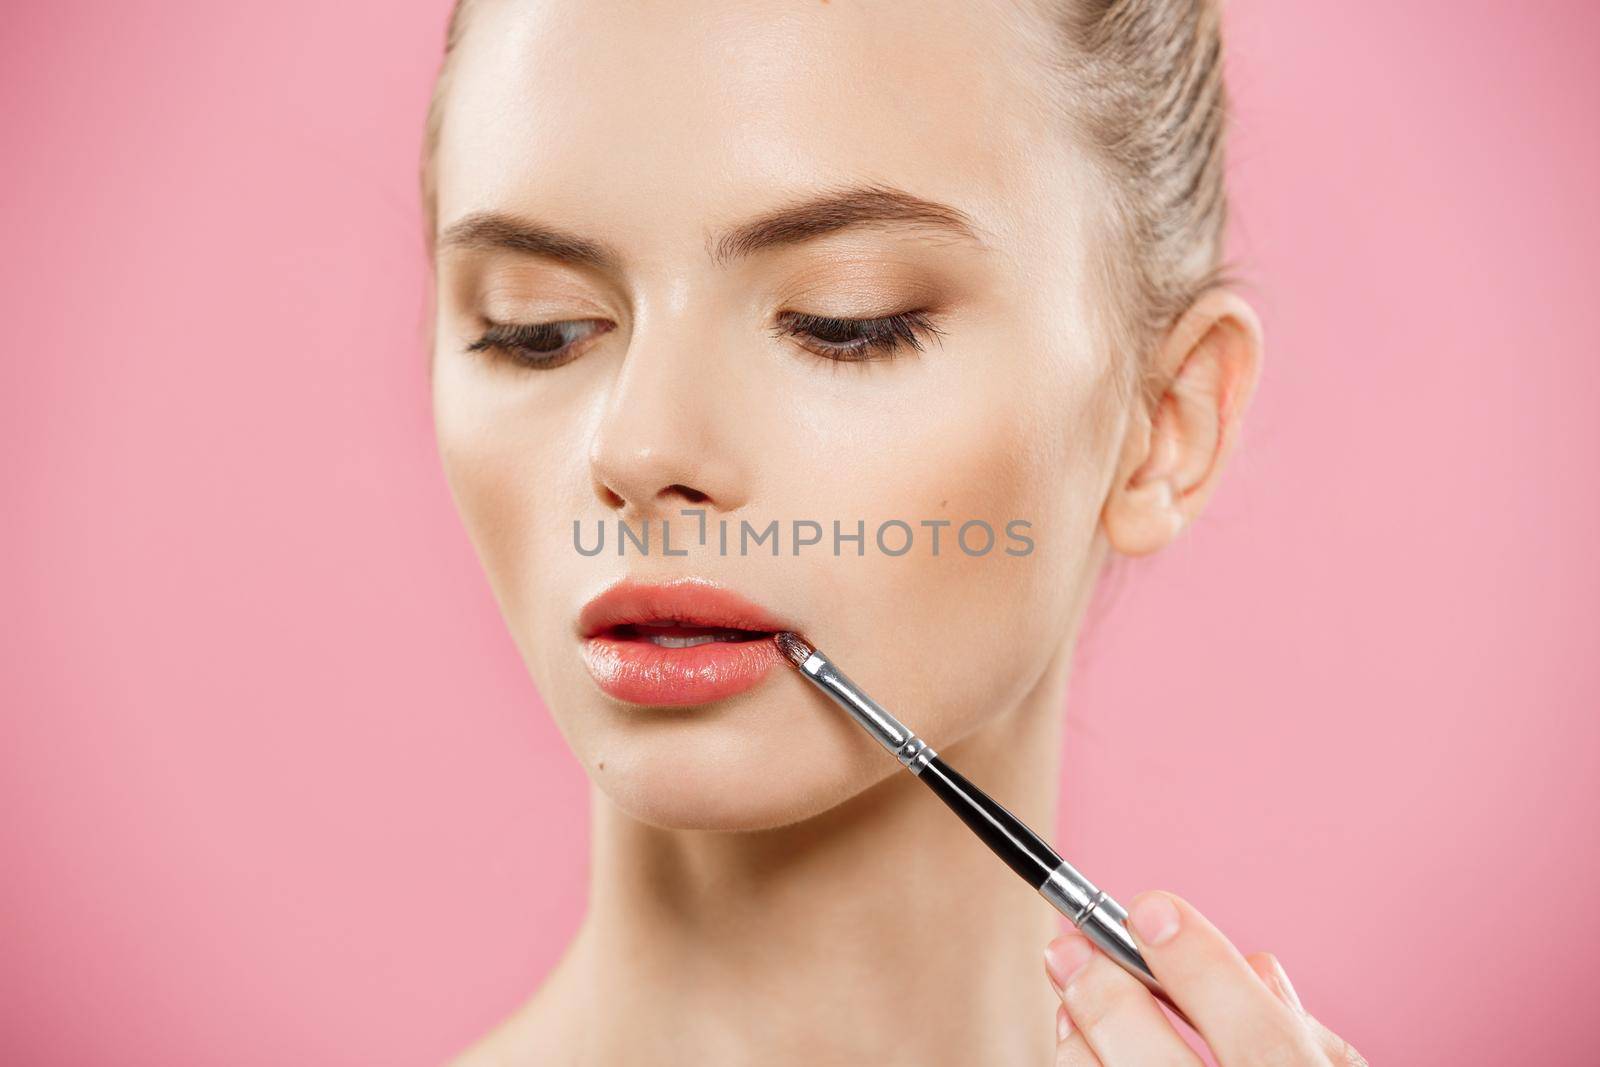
<box><xmin>420</xmin><ymin>0</ymin><xmax>474</xmax><ymax>257</ymax></box>
<box><xmin>1038</xmin><ymin>0</ymin><xmax>1232</xmax><ymax>411</ymax></box>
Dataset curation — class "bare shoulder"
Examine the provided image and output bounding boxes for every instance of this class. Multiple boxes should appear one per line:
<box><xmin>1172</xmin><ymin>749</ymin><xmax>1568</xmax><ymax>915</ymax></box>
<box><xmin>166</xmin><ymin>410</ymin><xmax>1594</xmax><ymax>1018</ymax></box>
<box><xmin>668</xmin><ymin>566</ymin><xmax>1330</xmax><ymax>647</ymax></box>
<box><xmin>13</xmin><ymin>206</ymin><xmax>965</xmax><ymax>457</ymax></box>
<box><xmin>444</xmin><ymin>997</ymin><xmax>579</xmax><ymax>1067</ymax></box>
<box><xmin>443</xmin><ymin>957</ymin><xmax>586</xmax><ymax>1067</ymax></box>
<box><xmin>444</xmin><ymin>1009</ymin><xmax>542</xmax><ymax>1067</ymax></box>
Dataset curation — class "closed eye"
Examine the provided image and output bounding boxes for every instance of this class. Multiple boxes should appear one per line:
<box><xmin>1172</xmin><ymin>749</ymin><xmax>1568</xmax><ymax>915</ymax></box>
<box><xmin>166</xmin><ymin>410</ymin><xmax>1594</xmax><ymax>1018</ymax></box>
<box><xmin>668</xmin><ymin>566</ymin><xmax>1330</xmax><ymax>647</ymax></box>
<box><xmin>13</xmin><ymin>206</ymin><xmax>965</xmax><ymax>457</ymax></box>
<box><xmin>465</xmin><ymin>319</ymin><xmax>612</xmax><ymax>370</ymax></box>
<box><xmin>774</xmin><ymin>309</ymin><xmax>945</xmax><ymax>363</ymax></box>
<box><xmin>465</xmin><ymin>308</ymin><xmax>945</xmax><ymax>371</ymax></box>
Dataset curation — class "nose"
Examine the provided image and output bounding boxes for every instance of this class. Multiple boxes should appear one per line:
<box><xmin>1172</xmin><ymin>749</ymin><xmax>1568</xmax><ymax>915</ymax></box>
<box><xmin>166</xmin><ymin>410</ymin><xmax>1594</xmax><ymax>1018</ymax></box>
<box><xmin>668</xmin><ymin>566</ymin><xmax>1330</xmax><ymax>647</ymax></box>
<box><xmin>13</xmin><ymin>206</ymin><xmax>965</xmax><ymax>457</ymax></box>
<box><xmin>588</xmin><ymin>316</ymin><xmax>749</xmax><ymax>520</ymax></box>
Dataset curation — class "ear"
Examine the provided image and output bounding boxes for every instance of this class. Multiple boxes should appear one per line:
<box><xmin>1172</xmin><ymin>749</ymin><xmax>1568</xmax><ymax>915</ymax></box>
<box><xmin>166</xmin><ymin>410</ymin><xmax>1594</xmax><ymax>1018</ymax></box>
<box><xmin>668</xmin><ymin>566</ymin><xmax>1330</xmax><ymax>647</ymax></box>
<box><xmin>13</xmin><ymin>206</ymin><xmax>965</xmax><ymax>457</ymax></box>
<box><xmin>1101</xmin><ymin>289</ymin><xmax>1263</xmax><ymax>557</ymax></box>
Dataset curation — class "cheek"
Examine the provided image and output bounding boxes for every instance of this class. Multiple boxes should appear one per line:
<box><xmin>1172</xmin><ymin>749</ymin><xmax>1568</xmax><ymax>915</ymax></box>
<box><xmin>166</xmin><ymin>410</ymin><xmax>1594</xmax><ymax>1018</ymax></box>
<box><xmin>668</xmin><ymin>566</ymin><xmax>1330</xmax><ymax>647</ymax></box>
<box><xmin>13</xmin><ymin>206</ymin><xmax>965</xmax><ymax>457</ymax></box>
<box><xmin>802</xmin><ymin>358</ymin><xmax>1113</xmax><ymax>748</ymax></box>
<box><xmin>431</xmin><ymin>363</ymin><xmax>590</xmax><ymax>654</ymax></box>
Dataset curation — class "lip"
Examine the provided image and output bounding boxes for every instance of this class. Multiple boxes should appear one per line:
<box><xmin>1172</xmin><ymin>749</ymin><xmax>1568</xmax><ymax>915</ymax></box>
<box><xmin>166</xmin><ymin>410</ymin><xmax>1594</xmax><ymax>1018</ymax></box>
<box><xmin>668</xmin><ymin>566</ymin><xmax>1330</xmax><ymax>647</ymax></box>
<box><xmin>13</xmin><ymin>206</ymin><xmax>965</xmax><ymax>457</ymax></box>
<box><xmin>577</xmin><ymin>578</ymin><xmax>792</xmax><ymax>706</ymax></box>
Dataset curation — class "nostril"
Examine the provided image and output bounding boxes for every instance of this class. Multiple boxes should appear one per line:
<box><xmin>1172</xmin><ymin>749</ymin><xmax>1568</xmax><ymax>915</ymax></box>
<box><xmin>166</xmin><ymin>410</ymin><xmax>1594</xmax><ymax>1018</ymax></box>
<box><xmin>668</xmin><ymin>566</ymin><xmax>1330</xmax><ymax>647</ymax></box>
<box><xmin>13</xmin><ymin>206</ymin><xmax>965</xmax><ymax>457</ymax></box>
<box><xmin>591</xmin><ymin>477</ymin><xmax>712</xmax><ymax>512</ymax></box>
<box><xmin>664</xmin><ymin>484</ymin><xmax>710</xmax><ymax>505</ymax></box>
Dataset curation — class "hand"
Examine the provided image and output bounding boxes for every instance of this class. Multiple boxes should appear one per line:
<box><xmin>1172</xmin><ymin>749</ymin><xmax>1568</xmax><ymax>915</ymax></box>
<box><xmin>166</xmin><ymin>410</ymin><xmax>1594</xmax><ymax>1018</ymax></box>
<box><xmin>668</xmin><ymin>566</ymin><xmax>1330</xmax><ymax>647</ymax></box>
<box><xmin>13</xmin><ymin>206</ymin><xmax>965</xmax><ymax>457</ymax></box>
<box><xmin>1043</xmin><ymin>891</ymin><xmax>1366</xmax><ymax>1066</ymax></box>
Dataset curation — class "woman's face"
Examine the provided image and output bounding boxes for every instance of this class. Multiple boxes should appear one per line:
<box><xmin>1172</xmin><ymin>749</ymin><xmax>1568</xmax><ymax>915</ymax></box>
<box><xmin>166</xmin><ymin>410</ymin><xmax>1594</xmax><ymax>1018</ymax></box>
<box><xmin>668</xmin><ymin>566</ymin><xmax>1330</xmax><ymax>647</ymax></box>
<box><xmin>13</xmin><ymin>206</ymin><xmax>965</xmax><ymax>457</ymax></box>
<box><xmin>431</xmin><ymin>0</ymin><xmax>1128</xmax><ymax>830</ymax></box>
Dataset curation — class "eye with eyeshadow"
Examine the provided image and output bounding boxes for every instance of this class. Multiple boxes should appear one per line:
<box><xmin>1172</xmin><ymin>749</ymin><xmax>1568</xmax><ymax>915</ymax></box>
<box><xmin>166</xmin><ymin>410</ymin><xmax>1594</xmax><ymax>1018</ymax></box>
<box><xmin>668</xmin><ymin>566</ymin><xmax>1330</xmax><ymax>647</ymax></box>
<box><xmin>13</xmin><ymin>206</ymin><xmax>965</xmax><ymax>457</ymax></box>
<box><xmin>773</xmin><ymin>308</ymin><xmax>945</xmax><ymax>363</ymax></box>
<box><xmin>465</xmin><ymin>319</ymin><xmax>613</xmax><ymax>370</ymax></box>
<box><xmin>465</xmin><ymin>306</ymin><xmax>945</xmax><ymax>371</ymax></box>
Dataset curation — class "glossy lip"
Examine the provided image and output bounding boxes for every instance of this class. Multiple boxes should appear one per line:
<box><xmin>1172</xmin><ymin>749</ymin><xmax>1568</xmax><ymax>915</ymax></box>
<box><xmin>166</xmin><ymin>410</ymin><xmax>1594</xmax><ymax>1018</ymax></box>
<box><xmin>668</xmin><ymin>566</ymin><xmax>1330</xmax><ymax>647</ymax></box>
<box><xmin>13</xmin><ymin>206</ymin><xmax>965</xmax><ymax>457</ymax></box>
<box><xmin>577</xmin><ymin>578</ymin><xmax>793</xmax><ymax>707</ymax></box>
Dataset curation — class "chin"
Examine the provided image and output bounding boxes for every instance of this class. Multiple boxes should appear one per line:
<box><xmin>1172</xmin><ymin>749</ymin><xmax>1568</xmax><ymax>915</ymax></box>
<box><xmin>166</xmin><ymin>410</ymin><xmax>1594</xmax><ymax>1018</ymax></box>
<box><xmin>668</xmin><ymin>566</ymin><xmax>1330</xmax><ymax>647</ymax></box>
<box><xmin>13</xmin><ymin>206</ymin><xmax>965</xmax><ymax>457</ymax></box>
<box><xmin>570</xmin><ymin>691</ymin><xmax>890</xmax><ymax>832</ymax></box>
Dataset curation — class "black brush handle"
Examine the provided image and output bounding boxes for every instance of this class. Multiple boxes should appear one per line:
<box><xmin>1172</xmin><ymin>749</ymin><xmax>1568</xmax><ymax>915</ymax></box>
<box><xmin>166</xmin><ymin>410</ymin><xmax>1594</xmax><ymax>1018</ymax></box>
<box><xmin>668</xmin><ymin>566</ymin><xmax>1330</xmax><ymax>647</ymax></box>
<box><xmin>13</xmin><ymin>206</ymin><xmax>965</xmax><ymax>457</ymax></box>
<box><xmin>917</xmin><ymin>752</ymin><xmax>1192</xmax><ymax>1028</ymax></box>
<box><xmin>790</xmin><ymin>644</ymin><xmax>1190</xmax><ymax>1028</ymax></box>
<box><xmin>917</xmin><ymin>754</ymin><xmax>1061</xmax><ymax>889</ymax></box>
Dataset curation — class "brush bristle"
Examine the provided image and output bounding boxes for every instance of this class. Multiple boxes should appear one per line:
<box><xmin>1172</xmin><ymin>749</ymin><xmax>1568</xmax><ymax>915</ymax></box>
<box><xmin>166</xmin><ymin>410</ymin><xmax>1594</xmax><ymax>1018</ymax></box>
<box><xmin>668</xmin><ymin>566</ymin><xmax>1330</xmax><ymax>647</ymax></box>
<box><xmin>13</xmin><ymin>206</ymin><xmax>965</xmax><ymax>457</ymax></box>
<box><xmin>774</xmin><ymin>631</ymin><xmax>813</xmax><ymax>668</ymax></box>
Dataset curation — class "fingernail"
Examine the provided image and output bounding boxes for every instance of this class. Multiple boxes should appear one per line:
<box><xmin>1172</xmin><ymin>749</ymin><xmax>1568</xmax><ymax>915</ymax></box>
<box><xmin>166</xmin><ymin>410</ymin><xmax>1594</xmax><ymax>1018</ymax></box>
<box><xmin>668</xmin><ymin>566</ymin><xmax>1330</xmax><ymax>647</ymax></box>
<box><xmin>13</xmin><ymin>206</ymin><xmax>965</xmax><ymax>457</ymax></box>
<box><xmin>1271</xmin><ymin>956</ymin><xmax>1304</xmax><ymax>1013</ymax></box>
<box><xmin>1044</xmin><ymin>932</ymin><xmax>1094</xmax><ymax>990</ymax></box>
<box><xmin>1129</xmin><ymin>893</ymin><xmax>1181</xmax><ymax>946</ymax></box>
<box><xmin>1055</xmin><ymin>1003</ymin><xmax>1074</xmax><ymax>1041</ymax></box>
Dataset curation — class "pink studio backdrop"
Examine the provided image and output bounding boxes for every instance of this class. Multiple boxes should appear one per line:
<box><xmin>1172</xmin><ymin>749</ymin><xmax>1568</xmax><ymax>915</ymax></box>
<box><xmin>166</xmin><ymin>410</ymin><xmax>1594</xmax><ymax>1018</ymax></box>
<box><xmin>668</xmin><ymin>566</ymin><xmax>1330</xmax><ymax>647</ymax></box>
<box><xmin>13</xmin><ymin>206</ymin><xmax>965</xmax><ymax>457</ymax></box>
<box><xmin>3</xmin><ymin>3</ymin><xmax>1596</xmax><ymax>1064</ymax></box>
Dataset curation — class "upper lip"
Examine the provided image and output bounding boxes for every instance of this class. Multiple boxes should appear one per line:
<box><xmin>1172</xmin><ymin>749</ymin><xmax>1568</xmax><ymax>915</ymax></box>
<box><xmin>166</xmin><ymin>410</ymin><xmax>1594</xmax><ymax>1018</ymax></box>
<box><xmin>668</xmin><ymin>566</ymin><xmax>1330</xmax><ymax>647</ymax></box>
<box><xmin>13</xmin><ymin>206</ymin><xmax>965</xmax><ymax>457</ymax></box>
<box><xmin>577</xmin><ymin>578</ymin><xmax>792</xmax><ymax>639</ymax></box>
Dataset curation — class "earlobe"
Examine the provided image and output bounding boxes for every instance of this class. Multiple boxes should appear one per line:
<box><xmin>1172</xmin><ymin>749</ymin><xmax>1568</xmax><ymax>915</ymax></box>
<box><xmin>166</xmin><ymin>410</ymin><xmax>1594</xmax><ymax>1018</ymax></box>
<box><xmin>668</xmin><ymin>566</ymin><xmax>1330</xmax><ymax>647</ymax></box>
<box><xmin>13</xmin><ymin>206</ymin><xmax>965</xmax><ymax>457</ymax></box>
<box><xmin>1103</xmin><ymin>393</ymin><xmax>1185</xmax><ymax>557</ymax></box>
<box><xmin>1100</xmin><ymin>289</ymin><xmax>1264</xmax><ymax>558</ymax></box>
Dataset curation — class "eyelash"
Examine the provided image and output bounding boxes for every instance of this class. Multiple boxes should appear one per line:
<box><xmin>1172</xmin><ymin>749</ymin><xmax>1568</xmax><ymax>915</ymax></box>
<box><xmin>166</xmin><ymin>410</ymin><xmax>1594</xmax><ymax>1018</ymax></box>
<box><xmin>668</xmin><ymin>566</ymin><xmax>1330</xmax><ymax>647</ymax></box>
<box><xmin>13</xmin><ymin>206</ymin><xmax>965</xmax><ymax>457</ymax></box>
<box><xmin>772</xmin><ymin>309</ymin><xmax>944</xmax><ymax>363</ymax></box>
<box><xmin>465</xmin><ymin>309</ymin><xmax>944</xmax><ymax>370</ymax></box>
<box><xmin>465</xmin><ymin>320</ymin><xmax>605</xmax><ymax>370</ymax></box>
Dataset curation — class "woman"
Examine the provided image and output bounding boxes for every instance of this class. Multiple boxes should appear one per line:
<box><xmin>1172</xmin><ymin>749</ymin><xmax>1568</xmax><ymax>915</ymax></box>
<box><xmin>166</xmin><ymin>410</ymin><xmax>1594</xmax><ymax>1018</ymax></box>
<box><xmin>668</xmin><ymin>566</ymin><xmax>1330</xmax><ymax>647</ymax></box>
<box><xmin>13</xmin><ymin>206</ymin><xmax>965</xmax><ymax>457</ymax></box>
<box><xmin>422</xmin><ymin>0</ymin><xmax>1364</xmax><ymax>1063</ymax></box>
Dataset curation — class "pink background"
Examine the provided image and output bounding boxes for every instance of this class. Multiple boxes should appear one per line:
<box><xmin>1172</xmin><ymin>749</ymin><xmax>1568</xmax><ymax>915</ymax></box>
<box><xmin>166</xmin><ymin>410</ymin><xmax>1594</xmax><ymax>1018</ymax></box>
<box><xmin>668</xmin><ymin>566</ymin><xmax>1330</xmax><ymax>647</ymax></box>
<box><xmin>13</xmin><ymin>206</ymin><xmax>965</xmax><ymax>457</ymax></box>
<box><xmin>3</xmin><ymin>2</ymin><xmax>1596</xmax><ymax>1063</ymax></box>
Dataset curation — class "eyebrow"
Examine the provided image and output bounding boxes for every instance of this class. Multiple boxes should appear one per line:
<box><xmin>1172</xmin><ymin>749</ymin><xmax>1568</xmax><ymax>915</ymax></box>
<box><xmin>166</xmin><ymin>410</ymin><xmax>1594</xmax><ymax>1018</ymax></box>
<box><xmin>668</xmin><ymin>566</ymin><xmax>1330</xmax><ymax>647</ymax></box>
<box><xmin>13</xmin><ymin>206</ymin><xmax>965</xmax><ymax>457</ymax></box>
<box><xmin>437</xmin><ymin>183</ymin><xmax>988</xmax><ymax>272</ymax></box>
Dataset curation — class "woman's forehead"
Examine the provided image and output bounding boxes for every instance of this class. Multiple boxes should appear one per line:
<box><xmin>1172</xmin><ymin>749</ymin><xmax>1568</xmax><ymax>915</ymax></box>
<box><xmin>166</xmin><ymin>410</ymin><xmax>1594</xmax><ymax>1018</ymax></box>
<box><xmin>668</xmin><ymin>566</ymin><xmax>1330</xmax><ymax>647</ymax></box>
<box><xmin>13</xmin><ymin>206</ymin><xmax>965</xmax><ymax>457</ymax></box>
<box><xmin>433</xmin><ymin>0</ymin><xmax>1075</xmax><ymax>239</ymax></box>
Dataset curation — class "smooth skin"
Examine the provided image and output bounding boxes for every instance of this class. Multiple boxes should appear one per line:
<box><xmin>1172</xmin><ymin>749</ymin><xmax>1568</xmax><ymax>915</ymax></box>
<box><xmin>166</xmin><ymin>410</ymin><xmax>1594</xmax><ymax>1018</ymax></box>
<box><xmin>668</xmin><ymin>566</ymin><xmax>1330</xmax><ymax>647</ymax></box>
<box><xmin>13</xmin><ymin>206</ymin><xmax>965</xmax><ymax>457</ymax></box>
<box><xmin>428</xmin><ymin>1</ymin><xmax>1362</xmax><ymax>1064</ymax></box>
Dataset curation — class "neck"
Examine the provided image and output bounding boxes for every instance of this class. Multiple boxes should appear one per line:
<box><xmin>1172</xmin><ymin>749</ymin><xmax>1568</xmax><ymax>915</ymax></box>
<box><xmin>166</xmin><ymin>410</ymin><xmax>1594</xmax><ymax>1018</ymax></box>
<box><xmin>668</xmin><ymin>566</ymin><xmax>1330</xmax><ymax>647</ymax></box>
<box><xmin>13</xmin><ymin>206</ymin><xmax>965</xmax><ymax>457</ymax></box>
<box><xmin>551</xmin><ymin>640</ymin><xmax>1077</xmax><ymax>1067</ymax></box>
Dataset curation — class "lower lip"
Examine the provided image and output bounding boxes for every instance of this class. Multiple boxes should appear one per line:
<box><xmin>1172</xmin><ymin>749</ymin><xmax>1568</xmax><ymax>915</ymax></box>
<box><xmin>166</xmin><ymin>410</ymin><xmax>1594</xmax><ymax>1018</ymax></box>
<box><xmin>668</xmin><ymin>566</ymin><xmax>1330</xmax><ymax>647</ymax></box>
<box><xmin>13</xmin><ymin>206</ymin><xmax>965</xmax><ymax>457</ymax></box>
<box><xmin>581</xmin><ymin>635</ymin><xmax>782</xmax><ymax>706</ymax></box>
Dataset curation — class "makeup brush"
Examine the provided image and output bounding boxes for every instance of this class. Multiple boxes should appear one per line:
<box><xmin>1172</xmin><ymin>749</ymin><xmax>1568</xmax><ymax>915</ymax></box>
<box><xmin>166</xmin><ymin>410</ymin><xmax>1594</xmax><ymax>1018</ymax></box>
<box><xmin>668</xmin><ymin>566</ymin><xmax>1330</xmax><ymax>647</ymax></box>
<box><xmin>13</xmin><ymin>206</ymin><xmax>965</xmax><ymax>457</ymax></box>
<box><xmin>774</xmin><ymin>631</ymin><xmax>1192</xmax><ymax>1028</ymax></box>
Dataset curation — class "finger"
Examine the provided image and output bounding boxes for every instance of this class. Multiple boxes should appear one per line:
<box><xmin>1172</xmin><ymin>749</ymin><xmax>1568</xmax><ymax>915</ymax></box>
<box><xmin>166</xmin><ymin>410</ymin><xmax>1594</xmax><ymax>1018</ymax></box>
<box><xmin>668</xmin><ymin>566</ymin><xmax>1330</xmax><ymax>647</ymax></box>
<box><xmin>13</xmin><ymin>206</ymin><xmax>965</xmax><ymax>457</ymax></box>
<box><xmin>1126</xmin><ymin>892</ymin><xmax>1323</xmax><ymax>1067</ymax></box>
<box><xmin>1247</xmin><ymin>952</ymin><xmax>1368</xmax><ymax>1066</ymax></box>
<box><xmin>1244</xmin><ymin>951</ymin><xmax>1304</xmax><ymax>1014</ymax></box>
<box><xmin>1053</xmin><ymin>1003</ymin><xmax>1103</xmax><ymax>1066</ymax></box>
<box><xmin>1307</xmin><ymin>1019</ymin><xmax>1368</xmax><ymax>1067</ymax></box>
<box><xmin>1045</xmin><ymin>931</ymin><xmax>1202</xmax><ymax>1067</ymax></box>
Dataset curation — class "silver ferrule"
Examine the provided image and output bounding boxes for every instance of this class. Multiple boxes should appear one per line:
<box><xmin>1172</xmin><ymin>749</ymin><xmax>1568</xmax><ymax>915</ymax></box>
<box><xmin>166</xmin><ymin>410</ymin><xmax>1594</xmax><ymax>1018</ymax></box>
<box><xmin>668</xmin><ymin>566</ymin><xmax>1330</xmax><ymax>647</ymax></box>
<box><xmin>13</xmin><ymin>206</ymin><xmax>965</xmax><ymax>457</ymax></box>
<box><xmin>1039</xmin><ymin>859</ymin><xmax>1172</xmax><ymax>1006</ymax></box>
<box><xmin>798</xmin><ymin>650</ymin><xmax>937</xmax><ymax>774</ymax></box>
